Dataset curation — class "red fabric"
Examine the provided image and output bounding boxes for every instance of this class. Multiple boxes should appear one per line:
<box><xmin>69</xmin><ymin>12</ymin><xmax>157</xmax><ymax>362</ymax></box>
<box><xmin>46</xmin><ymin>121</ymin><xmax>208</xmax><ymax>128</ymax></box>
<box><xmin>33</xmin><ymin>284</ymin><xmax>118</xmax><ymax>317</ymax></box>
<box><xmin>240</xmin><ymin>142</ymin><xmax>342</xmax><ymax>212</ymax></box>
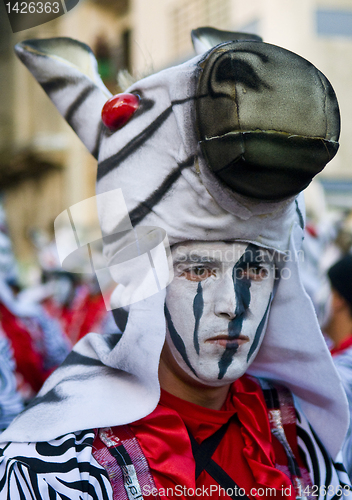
<box><xmin>128</xmin><ymin>375</ymin><xmax>297</xmax><ymax>500</ymax></box>
<box><xmin>330</xmin><ymin>335</ymin><xmax>352</xmax><ymax>356</ymax></box>
<box><xmin>44</xmin><ymin>287</ymin><xmax>108</xmax><ymax>344</ymax></box>
<box><xmin>78</xmin><ymin>293</ymin><xmax>108</xmax><ymax>340</ymax></box>
<box><xmin>305</xmin><ymin>224</ymin><xmax>318</xmax><ymax>238</ymax></box>
<box><xmin>0</xmin><ymin>303</ymin><xmax>51</xmax><ymax>393</ymax></box>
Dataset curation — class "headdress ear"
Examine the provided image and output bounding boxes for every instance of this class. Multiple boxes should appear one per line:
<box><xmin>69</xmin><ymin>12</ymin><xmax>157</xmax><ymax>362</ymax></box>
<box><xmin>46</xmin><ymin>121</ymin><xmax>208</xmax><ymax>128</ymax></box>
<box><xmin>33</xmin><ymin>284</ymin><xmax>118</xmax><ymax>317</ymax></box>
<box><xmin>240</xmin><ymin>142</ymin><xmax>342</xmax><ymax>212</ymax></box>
<box><xmin>14</xmin><ymin>37</ymin><xmax>112</xmax><ymax>158</ymax></box>
<box><xmin>191</xmin><ymin>27</ymin><xmax>262</xmax><ymax>55</ymax></box>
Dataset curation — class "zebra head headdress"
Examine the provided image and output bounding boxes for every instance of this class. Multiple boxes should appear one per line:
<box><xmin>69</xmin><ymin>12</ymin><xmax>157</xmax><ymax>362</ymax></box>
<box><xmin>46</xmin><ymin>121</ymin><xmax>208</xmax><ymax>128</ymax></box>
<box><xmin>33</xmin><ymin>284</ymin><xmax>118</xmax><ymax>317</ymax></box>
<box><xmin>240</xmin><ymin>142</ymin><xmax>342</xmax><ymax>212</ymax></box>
<box><xmin>5</xmin><ymin>28</ymin><xmax>347</xmax><ymax>459</ymax></box>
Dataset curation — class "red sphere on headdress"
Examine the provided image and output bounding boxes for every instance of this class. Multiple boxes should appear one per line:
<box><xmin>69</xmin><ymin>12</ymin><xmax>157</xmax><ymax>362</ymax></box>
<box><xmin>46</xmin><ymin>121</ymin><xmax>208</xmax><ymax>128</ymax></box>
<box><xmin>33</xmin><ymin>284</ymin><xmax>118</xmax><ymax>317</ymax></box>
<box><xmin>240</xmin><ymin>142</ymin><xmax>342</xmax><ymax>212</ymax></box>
<box><xmin>101</xmin><ymin>93</ymin><xmax>140</xmax><ymax>131</ymax></box>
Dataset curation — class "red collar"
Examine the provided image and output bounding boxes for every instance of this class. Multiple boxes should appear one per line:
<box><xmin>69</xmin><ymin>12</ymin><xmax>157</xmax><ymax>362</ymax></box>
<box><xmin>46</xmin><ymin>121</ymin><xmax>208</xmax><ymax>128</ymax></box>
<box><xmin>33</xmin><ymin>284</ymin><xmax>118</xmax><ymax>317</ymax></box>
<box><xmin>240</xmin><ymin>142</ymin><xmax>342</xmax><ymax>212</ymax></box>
<box><xmin>159</xmin><ymin>384</ymin><xmax>238</xmax><ymax>443</ymax></box>
<box><xmin>129</xmin><ymin>375</ymin><xmax>295</xmax><ymax>500</ymax></box>
<box><xmin>330</xmin><ymin>335</ymin><xmax>352</xmax><ymax>356</ymax></box>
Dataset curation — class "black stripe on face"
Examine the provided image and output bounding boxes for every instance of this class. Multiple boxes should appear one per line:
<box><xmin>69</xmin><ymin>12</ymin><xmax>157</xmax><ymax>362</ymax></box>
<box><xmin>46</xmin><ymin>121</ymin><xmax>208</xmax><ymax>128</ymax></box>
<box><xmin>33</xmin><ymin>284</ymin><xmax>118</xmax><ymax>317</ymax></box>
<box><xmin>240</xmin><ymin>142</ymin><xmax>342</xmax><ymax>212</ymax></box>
<box><xmin>64</xmin><ymin>85</ymin><xmax>96</xmax><ymax>123</ymax></box>
<box><xmin>165</xmin><ymin>304</ymin><xmax>197</xmax><ymax>377</ymax></box>
<box><xmin>218</xmin><ymin>244</ymin><xmax>261</xmax><ymax>380</ymax></box>
<box><xmin>229</xmin><ymin>245</ymin><xmax>256</xmax><ymax>335</ymax></box>
<box><xmin>295</xmin><ymin>199</ymin><xmax>304</xmax><ymax>230</ymax></box>
<box><xmin>246</xmin><ymin>293</ymin><xmax>272</xmax><ymax>362</ymax></box>
<box><xmin>193</xmin><ymin>282</ymin><xmax>204</xmax><ymax>355</ymax></box>
<box><xmin>217</xmin><ymin>346</ymin><xmax>240</xmax><ymax>381</ymax></box>
<box><xmin>97</xmin><ymin>96</ymin><xmax>196</xmax><ymax>181</ymax></box>
<box><xmin>128</xmin><ymin>155</ymin><xmax>196</xmax><ymax>226</ymax></box>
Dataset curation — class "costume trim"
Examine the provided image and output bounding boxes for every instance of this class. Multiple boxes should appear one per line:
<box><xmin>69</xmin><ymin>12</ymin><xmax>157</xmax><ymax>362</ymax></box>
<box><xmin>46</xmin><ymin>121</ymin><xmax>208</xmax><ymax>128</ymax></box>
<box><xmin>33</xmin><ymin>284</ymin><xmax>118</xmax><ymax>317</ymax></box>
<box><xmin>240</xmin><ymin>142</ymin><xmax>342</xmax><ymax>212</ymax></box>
<box><xmin>94</xmin><ymin>381</ymin><xmax>314</xmax><ymax>500</ymax></box>
<box><xmin>93</xmin><ymin>426</ymin><xmax>159</xmax><ymax>500</ymax></box>
<box><xmin>259</xmin><ymin>379</ymin><xmax>313</xmax><ymax>500</ymax></box>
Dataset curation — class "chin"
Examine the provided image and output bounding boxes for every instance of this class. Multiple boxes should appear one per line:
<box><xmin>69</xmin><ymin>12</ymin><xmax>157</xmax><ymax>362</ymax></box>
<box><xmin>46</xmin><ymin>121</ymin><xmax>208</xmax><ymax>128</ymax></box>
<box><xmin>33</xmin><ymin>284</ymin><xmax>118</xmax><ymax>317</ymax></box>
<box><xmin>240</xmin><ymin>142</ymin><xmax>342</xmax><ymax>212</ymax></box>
<box><xmin>191</xmin><ymin>367</ymin><xmax>247</xmax><ymax>387</ymax></box>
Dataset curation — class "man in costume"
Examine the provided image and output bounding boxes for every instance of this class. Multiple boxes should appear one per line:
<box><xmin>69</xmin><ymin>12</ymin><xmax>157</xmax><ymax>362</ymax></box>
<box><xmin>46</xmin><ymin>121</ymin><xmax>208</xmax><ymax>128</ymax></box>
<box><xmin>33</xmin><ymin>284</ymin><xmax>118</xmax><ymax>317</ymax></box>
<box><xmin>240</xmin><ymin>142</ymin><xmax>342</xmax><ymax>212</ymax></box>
<box><xmin>0</xmin><ymin>28</ymin><xmax>350</xmax><ymax>499</ymax></box>
<box><xmin>325</xmin><ymin>254</ymin><xmax>352</xmax><ymax>479</ymax></box>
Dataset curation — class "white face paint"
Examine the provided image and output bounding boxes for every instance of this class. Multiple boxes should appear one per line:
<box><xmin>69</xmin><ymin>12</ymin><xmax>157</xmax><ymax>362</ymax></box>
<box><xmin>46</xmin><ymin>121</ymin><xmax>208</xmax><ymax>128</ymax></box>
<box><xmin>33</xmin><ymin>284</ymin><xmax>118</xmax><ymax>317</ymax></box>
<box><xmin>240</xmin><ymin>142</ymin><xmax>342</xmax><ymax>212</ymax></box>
<box><xmin>164</xmin><ymin>241</ymin><xmax>276</xmax><ymax>387</ymax></box>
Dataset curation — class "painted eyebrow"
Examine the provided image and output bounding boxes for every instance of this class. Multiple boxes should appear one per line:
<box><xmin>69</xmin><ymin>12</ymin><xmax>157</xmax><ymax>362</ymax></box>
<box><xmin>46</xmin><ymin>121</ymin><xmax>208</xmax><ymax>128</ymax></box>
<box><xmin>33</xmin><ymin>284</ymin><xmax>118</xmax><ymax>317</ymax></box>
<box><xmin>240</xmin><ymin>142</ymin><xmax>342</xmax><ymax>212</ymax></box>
<box><xmin>172</xmin><ymin>254</ymin><xmax>220</xmax><ymax>265</ymax></box>
<box><xmin>239</xmin><ymin>249</ymin><xmax>273</xmax><ymax>264</ymax></box>
<box><xmin>172</xmin><ymin>249</ymin><xmax>274</xmax><ymax>265</ymax></box>
<box><xmin>237</xmin><ymin>258</ymin><xmax>268</xmax><ymax>266</ymax></box>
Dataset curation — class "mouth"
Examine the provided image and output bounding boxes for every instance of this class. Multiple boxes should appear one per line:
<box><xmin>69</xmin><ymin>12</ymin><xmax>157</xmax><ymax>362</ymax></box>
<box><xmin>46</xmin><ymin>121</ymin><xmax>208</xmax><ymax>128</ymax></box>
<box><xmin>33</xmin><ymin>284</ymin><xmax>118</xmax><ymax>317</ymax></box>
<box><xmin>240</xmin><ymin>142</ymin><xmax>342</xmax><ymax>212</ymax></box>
<box><xmin>205</xmin><ymin>334</ymin><xmax>250</xmax><ymax>349</ymax></box>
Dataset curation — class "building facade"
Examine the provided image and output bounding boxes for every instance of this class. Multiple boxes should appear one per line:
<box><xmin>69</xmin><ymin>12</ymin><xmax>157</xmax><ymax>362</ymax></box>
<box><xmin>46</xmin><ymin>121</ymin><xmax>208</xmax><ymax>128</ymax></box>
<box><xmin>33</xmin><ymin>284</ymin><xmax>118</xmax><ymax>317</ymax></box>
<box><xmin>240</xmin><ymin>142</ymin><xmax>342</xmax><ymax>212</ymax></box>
<box><xmin>2</xmin><ymin>0</ymin><xmax>352</xmax><ymax>273</ymax></box>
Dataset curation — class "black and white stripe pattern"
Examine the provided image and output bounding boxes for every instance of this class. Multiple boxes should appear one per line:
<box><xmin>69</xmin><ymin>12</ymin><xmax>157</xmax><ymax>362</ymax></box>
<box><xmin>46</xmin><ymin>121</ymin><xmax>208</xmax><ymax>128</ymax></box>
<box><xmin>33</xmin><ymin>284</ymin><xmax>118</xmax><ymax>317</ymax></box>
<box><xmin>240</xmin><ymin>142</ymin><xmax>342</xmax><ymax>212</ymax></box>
<box><xmin>1</xmin><ymin>411</ymin><xmax>350</xmax><ymax>500</ymax></box>
<box><xmin>14</xmin><ymin>38</ymin><xmax>110</xmax><ymax>158</ymax></box>
<box><xmin>0</xmin><ymin>430</ymin><xmax>113</xmax><ymax>499</ymax></box>
<box><xmin>297</xmin><ymin>406</ymin><xmax>351</xmax><ymax>500</ymax></box>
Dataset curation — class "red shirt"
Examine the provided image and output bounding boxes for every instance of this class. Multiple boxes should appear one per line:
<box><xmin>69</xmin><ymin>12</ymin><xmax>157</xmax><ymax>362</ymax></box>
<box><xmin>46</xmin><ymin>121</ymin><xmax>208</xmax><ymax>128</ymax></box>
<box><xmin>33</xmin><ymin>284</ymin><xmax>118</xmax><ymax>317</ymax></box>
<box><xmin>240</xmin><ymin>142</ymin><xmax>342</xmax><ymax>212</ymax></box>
<box><xmin>128</xmin><ymin>375</ymin><xmax>298</xmax><ymax>500</ymax></box>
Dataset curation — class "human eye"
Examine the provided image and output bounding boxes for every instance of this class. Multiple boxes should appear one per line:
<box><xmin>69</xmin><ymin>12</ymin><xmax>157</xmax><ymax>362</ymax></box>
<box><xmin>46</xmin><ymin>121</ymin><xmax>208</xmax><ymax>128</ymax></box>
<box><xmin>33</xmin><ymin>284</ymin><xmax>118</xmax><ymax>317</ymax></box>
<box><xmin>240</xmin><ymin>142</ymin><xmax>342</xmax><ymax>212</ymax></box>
<box><xmin>237</xmin><ymin>263</ymin><xmax>269</xmax><ymax>281</ymax></box>
<box><xmin>183</xmin><ymin>265</ymin><xmax>216</xmax><ymax>282</ymax></box>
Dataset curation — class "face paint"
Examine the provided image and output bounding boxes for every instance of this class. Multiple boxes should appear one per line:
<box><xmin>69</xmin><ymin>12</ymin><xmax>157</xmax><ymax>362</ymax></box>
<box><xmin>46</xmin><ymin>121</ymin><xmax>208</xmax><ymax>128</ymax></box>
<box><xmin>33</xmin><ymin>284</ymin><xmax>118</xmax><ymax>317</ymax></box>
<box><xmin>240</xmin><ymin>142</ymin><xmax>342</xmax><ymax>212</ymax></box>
<box><xmin>165</xmin><ymin>241</ymin><xmax>276</xmax><ymax>387</ymax></box>
<box><xmin>164</xmin><ymin>304</ymin><xmax>197</xmax><ymax>377</ymax></box>
<box><xmin>218</xmin><ymin>246</ymin><xmax>253</xmax><ymax>380</ymax></box>
<box><xmin>193</xmin><ymin>282</ymin><xmax>204</xmax><ymax>355</ymax></box>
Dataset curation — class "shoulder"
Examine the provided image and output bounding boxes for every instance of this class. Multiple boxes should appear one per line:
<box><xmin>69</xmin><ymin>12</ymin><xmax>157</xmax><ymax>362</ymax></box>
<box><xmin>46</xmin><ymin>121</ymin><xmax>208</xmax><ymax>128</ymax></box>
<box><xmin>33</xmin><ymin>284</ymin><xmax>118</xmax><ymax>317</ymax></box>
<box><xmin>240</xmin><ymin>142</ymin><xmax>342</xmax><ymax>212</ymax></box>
<box><xmin>0</xmin><ymin>429</ymin><xmax>113</xmax><ymax>499</ymax></box>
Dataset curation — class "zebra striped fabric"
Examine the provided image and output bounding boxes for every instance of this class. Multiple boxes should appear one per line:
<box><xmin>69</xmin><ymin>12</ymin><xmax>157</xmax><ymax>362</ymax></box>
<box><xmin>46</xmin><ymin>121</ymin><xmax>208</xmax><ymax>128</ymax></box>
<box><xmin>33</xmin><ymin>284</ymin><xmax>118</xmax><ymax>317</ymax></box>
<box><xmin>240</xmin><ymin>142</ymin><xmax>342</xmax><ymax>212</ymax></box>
<box><xmin>0</xmin><ymin>406</ymin><xmax>350</xmax><ymax>500</ymax></box>
<box><xmin>0</xmin><ymin>430</ymin><xmax>113</xmax><ymax>499</ymax></box>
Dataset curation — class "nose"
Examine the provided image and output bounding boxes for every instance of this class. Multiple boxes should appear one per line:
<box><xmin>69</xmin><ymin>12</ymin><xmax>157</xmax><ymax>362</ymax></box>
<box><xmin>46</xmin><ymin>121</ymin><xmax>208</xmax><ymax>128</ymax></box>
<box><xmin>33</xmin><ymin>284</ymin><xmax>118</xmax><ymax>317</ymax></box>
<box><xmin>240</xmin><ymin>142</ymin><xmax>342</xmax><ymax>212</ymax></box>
<box><xmin>213</xmin><ymin>274</ymin><xmax>236</xmax><ymax>320</ymax></box>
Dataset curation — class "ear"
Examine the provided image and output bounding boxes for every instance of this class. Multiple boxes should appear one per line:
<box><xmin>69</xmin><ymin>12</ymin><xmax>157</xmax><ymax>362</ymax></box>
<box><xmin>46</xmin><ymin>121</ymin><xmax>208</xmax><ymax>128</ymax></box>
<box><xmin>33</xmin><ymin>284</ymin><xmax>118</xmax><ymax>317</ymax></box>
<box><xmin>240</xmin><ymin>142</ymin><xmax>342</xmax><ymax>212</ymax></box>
<box><xmin>14</xmin><ymin>38</ymin><xmax>112</xmax><ymax>159</ymax></box>
<box><xmin>331</xmin><ymin>289</ymin><xmax>349</xmax><ymax>313</ymax></box>
<box><xmin>191</xmin><ymin>26</ymin><xmax>263</xmax><ymax>55</ymax></box>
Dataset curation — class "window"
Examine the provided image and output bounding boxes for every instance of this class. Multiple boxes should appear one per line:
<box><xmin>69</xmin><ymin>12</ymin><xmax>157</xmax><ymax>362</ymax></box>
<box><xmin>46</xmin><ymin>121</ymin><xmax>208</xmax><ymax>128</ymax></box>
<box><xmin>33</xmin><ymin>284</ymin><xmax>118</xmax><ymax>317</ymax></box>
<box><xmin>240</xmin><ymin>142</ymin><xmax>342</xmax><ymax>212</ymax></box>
<box><xmin>170</xmin><ymin>0</ymin><xmax>231</xmax><ymax>60</ymax></box>
<box><xmin>316</xmin><ymin>8</ymin><xmax>352</xmax><ymax>37</ymax></box>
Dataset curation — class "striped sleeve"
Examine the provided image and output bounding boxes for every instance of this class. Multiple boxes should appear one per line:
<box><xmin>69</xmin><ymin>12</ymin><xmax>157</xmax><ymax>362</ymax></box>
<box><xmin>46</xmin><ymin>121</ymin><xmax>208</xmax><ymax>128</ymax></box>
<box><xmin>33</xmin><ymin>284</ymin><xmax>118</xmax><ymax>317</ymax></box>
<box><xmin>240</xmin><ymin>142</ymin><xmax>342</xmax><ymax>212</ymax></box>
<box><xmin>296</xmin><ymin>407</ymin><xmax>352</xmax><ymax>500</ymax></box>
<box><xmin>0</xmin><ymin>430</ymin><xmax>113</xmax><ymax>500</ymax></box>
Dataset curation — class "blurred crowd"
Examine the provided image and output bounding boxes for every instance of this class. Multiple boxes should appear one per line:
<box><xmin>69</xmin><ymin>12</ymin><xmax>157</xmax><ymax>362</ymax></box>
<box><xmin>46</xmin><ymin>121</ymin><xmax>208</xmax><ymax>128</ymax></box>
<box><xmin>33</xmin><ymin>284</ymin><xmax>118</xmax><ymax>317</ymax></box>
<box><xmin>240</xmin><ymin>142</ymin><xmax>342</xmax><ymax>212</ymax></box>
<box><xmin>301</xmin><ymin>181</ymin><xmax>352</xmax><ymax>329</ymax></box>
<box><xmin>0</xmin><ymin>194</ymin><xmax>117</xmax><ymax>432</ymax></box>
<box><xmin>300</xmin><ymin>181</ymin><xmax>352</xmax><ymax>478</ymax></box>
